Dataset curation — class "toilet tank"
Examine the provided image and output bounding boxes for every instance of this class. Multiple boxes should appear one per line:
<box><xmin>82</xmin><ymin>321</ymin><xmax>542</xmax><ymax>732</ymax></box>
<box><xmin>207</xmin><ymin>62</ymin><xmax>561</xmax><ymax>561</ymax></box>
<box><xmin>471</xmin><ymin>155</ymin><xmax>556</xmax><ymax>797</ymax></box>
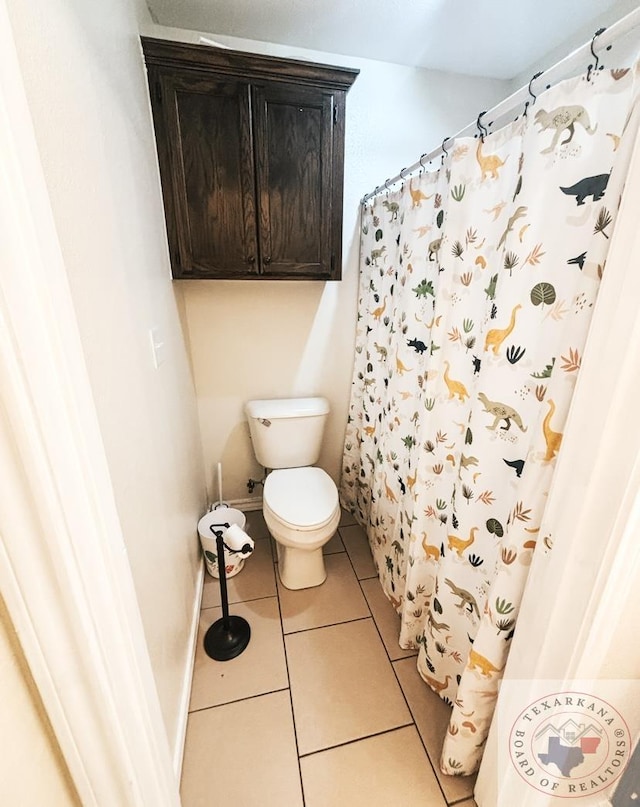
<box><xmin>245</xmin><ymin>397</ymin><xmax>330</xmax><ymax>469</ymax></box>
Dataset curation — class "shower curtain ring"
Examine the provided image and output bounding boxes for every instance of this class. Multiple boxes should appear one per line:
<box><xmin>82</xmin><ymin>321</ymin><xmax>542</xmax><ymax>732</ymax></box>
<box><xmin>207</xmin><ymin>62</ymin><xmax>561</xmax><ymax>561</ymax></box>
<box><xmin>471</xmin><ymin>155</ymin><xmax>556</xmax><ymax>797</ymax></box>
<box><xmin>587</xmin><ymin>27</ymin><xmax>606</xmax><ymax>81</ymax></box>
<box><xmin>476</xmin><ymin>111</ymin><xmax>488</xmax><ymax>141</ymax></box>
<box><xmin>528</xmin><ymin>71</ymin><xmax>542</xmax><ymax>105</ymax></box>
<box><xmin>384</xmin><ymin>178</ymin><xmax>391</xmax><ymax>193</ymax></box>
<box><xmin>441</xmin><ymin>137</ymin><xmax>449</xmax><ymax>165</ymax></box>
<box><xmin>419</xmin><ymin>153</ymin><xmax>428</xmax><ymax>173</ymax></box>
<box><xmin>523</xmin><ymin>71</ymin><xmax>543</xmax><ymax>118</ymax></box>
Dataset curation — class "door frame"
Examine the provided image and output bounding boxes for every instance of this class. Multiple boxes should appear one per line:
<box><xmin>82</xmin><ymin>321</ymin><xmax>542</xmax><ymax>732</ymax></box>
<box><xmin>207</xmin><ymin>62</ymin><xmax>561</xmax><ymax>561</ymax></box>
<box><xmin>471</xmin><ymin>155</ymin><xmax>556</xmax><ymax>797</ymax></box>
<box><xmin>0</xmin><ymin>3</ymin><xmax>179</xmax><ymax>804</ymax></box>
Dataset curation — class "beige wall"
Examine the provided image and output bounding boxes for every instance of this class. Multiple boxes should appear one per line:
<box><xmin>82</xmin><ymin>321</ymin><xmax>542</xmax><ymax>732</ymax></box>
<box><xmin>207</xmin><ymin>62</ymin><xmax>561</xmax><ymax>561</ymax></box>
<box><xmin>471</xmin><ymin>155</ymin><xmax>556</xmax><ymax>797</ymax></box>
<box><xmin>142</xmin><ymin>23</ymin><xmax>511</xmax><ymax>502</ymax></box>
<box><xmin>6</xmin><ymin>0</ymin><xmax>205</xmax><ymax>752</ymax></box>
<box><xmin>0</xmin><ymin>598</ymin><xmax>79</xmax><ymax>807</ymax></box>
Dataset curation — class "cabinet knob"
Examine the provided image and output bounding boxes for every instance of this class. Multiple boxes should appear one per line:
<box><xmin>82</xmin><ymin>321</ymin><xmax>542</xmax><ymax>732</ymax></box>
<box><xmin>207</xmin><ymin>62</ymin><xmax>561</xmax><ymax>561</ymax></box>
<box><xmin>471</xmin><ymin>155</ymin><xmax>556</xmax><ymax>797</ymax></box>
<box><xmin>248</xmin><ymin>255</ymin><xmax>256</xmax><ymax>263</ymax></box>
<box><xmin>264</xmin><ymin>256</ymin><xmax>272</xmax><ymax>264</ymax></box>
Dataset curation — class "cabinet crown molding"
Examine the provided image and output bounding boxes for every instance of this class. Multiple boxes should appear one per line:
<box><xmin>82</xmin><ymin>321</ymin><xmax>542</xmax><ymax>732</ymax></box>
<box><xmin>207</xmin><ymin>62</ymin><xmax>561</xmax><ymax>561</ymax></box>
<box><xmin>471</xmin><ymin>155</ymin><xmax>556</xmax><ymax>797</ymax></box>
<box><xmin>141</xmin><ymin>37</ymin><xmax>360</xmax><ymax>91</ymax></box>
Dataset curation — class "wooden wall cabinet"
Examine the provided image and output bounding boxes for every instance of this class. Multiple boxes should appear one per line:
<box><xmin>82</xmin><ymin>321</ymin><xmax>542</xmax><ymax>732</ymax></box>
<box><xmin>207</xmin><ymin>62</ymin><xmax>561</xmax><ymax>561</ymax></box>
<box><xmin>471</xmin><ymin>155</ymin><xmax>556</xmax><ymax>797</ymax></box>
<box><xmin>141</xmin><ymin>38</ymin><xmax>358</xmax><ymax>280</ymax></box>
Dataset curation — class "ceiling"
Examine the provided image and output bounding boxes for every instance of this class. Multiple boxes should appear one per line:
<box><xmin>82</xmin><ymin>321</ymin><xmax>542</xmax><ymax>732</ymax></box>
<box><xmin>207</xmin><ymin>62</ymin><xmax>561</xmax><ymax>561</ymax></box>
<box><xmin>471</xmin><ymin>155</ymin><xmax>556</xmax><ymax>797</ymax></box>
<box><xmin>145</xmin><ymin>0</ymin><xmax>632</xmax><ymax>79</ymax></box>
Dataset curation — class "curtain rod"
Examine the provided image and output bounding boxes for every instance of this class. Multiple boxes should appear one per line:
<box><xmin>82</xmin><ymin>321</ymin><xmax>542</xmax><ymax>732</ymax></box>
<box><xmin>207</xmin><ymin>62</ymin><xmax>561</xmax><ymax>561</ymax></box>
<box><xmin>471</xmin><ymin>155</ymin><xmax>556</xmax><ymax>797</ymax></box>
<box><xmin>361</xmin><ymin>7</ymin><xmax>640</xmax><ymax>204</ymax></box>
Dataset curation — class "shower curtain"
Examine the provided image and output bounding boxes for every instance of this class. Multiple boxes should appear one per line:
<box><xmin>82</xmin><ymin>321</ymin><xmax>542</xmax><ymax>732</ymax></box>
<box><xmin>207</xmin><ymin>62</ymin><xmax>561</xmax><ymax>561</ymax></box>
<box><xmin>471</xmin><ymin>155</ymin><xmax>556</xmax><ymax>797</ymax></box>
<box><xmin>341</xmin><ymin>63</ymin><xmax>640</xmax><ymax>775</ymax></box>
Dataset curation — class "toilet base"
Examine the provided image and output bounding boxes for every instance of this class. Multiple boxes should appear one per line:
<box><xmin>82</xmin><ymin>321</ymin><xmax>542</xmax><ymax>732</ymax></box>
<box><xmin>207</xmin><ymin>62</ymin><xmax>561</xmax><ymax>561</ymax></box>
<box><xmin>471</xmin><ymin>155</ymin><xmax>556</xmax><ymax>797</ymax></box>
<box><xmin>277</xmin><ymin>543</ymin><xmax>327</xmax><ymax>590</ymax></box>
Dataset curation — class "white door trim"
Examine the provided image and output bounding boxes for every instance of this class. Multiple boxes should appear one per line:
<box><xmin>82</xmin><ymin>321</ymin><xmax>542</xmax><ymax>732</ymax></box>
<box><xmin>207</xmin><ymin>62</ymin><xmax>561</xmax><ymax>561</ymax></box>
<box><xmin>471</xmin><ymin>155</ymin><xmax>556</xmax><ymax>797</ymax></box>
<box><xmin>0</xmin><ymin>3</ymin><xmax>179</xmax><ymax>804</ymax></box>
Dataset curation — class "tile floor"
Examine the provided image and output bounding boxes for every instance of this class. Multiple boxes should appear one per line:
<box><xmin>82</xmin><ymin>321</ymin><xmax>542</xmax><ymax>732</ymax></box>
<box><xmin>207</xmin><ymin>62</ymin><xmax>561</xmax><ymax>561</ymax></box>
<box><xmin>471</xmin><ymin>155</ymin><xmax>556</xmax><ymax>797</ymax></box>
<box><xmin>181</xmin><ymin>509</ymin><xmax>478</xmax><ymax>807</ymax></box>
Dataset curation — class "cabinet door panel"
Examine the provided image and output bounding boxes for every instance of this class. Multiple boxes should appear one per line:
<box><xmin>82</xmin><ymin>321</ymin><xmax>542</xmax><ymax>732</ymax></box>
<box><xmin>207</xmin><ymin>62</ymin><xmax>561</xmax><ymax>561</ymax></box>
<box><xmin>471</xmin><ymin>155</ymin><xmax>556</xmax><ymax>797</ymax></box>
<box><xmin>253</xmin><ymin>84</ymin><xmax>333</xmax><ymax>279</ymax></box>
<box><xmin>157</xmin><ymin>72</ymin><xmax>258</xmax><ymax>278</ymax></box>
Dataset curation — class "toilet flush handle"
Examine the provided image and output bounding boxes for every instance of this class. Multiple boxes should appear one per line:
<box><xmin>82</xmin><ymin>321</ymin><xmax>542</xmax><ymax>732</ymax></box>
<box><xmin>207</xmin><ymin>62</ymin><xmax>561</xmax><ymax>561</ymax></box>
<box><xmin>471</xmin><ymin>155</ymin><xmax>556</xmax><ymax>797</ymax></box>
<box><xmin>259</xmin><ymin>418</ymin><xmax>271</xmax><ymax>427</ymax></box>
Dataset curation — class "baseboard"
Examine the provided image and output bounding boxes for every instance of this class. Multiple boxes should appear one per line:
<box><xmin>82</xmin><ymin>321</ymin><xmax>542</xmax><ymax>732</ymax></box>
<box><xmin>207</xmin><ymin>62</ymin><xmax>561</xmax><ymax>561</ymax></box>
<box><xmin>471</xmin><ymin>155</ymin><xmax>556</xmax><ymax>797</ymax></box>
<box><xmin>172</xmin><ymin>557</ymin><xmax>205</xmax><ymax>778</ymax></box>
<box><xmin>227</xmin><ymin>496</ymin><xmax>263</xmax><ymax>512</ymax></box>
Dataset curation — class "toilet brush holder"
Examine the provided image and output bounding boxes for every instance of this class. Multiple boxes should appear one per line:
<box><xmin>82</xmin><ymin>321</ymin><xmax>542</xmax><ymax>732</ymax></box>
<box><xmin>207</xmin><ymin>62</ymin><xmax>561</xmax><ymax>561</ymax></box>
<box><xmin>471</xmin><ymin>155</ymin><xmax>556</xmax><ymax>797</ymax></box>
<box><xmin>204</xmin><ymin>522</ymin><xmax>253</xmax><ymax>661</ymax></box>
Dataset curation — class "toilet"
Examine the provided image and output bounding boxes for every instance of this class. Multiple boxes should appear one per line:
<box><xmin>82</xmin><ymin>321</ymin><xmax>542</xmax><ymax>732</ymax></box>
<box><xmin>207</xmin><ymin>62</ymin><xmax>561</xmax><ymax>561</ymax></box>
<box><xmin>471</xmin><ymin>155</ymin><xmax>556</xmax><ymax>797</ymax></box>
<box><xmin>245</xmin><ymin>397</ymin><xmax>340</xmax><ymax>590</ymax></box>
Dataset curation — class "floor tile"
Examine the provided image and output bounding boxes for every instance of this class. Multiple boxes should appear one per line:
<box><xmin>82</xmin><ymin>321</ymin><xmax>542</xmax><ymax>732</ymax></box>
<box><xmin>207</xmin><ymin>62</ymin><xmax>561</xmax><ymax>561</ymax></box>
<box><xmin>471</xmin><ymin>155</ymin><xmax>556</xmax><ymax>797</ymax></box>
<box><xmin>286</xmin><ymin>619</ymin><xmax>411</xmax><ymax>755</ymax></box>
<box><xmin>300</xmin><ymin>726</ymin><xmax>446</xmax><ymax>807</ymax></box>
<box><xmin>393</xmin><ymin>657</ymin><xmax>477</xmax><ymax>803</ymax></box>
<box><xmin>340</xmin><ymin>523</ymin><xmax>377</xmax><ymax>579</ymax></box>
<box><xmin>181</xmin><ymin>690</ymin><xmax>303</xmax><ymax>807</ymax></box>
<box><xmin>278</xmin><ymin>553</ymin><xmax>370</xmax><ymax>633</ymax></box>
<box><xmin>339</xmin><ymin>507</ymin><xmax>357</xmax><ymax>527</ymax></box>
<box><xmin>200</xmin><ymin>537</ymin><xmax>276</xmax><ymax>608</ymax></box>
<box><xmin>189</xmin><ymin>597</ymin><xmax>287</xmax><ymax>710</ymax></box>
<box><xmin>244</xmin><ymin>508</ymin><xmax>270</xmax><ymax>540</ymax></box>
<box><xmin>361</xmin><ymin>577</ymin><xmax>418</xmax><ymax>660</ymax></box>
<box><xmin>323</xmin><ymin>531</ymin><xmax>344</xmax><ymax>554</ymax></box>
<box><xmin>453</xmin><ymin>800</ymin><xmax>478</xmax><ymax>806</ymax></box>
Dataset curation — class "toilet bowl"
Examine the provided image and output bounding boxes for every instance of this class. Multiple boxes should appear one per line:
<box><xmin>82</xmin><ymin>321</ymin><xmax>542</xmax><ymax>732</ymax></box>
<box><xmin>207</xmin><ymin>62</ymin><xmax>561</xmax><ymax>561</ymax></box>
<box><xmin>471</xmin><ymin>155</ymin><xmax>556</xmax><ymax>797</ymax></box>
<box><xmin>245</xmin><ymin>396</ymin><xmax>338</xmax><ymax>589</ymax></box>
<box><xmin>263</xmin><ymin>466</ymin><xmax>340</xmax><ymax>590</ymax></box>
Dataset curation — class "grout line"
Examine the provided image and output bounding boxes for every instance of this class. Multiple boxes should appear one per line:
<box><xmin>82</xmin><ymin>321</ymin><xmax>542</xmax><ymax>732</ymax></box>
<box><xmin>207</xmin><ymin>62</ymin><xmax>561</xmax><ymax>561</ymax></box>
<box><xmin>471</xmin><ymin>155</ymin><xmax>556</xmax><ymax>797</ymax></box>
<box><xmin>343</xmin><ymin>542</ymin><xmax>389</xmax><ymax>658</ymax></box>
<box><xmin>187</xmin><ymin>686</ymin><xmax>290</xmax><ymax>714</ymax></box>
<box><xmin>199</xmin><ymin>592</ymin><xmax>279</xmax><ymax>613</ymax></box>
<box><xmin>336</xmin><ymin>524</ymin><xmax>378</xmax><ymax>582</ymax></box>
<box><xmin>282</xmin><ymin>614</ymin><xmax>372</xmax><ymax>637</ymax></box>
<box><xmin>346</xmin><ymin>532</ymin><xmax>456</xmax><ymax>807</ymax></box>
<box><xmin>272</xmin><ymin>545</ymin><xmax>307</xmax><ymax>807</ymax></box>
<box><xmin>194</xmin><ymin>514</ymin><xmax>466</xmax><ymax>804</ymax></box>
<box><xmin>298</xmin><ymin>721</ymin><xmax>415</xmax><ymax>759</ymax></box>
<box><xmin>396</xmin><ymin>657</ymin><xmax>477</xmax><ymax>805</ymax></box>
<box><xmin>337</xmin><ymin>514</ymin><xmax>358</xmax><ymax>529</ymax></box>
<box><xmin>337</xmin><ymin>533</ymin><xmax>454</xmax><ymax>802</ymax></box>
<box><xmin>390</xmin><ymin>659</ymin><xmax>453</xmax><ymax>807</ymax></box>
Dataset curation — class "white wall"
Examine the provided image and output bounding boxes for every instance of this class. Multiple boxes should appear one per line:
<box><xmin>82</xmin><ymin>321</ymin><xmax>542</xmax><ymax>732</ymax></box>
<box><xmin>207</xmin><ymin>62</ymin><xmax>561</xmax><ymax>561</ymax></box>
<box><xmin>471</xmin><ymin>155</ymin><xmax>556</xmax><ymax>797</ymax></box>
<box><xmin>141</xmin><ymin>22</ymin><xmax>511</xmax><ymax>502</ymax></box>
<box><xmin>508</xmin><ymin>0</ymin><xmax>640</xmax><ymax>92</ymax></box>
<box><xmin>6</xmin><ymin>0</ymin><xmax>206</xmax><ymax>754</ymax></box>
<box><xmin>0</xmin><ymin>599</ymin><xmax>79</xmax><ymax>807</ymax></box>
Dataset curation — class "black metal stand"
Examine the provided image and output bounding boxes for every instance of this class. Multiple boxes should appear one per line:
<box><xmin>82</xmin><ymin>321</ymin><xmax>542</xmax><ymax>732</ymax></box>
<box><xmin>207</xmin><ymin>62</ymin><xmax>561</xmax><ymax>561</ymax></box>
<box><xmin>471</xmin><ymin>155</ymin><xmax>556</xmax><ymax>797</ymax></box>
<box><xmin>204</xmin><ymin>524</ymin><xmax>251</xmax><ymax>661</ymax></box>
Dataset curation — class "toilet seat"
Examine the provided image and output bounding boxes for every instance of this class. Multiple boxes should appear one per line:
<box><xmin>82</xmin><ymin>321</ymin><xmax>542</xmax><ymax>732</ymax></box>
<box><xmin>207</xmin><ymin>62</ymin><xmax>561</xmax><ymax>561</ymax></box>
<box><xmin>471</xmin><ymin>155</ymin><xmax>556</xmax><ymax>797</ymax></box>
<box><xmin>263</xmin><ymin>467</ymin><xmax>338</xmax><ymax>531</ymax></box>
<box><xmin>262</xmin><ymin>467</ymin><xmax>340</xmax><ymax>589</ymax></box>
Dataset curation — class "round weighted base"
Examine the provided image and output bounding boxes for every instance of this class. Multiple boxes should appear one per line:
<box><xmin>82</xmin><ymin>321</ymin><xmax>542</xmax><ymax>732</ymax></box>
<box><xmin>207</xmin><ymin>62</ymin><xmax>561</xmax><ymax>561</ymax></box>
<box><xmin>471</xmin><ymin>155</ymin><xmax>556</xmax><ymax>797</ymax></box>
<box><xmin>204</xmin><ymin>615</ymin><xmax>251</xmax><ymax>661</ymax></box>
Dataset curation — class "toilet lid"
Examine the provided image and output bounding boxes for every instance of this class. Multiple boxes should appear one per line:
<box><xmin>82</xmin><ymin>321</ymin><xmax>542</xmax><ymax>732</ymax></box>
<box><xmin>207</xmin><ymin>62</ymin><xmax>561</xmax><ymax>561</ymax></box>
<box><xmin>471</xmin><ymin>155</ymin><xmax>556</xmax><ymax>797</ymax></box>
<box><xmin>263</xmin><ymin>467</ymin><xmax>338</xmax><ymax>529</ymax></box>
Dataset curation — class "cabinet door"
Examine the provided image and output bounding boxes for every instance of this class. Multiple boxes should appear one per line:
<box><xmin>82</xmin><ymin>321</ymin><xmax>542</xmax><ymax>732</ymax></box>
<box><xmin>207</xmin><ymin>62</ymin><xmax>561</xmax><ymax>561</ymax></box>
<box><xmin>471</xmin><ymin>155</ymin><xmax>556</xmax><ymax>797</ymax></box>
<box><xmin>151</xmin><ymin>70</ymin><xmax>258</xmax><ymax>278</ymax></box>
<box><xmin>252</xmin><ymin>83</ymin><xmax>335</xmax><ymax>279</ymax></box>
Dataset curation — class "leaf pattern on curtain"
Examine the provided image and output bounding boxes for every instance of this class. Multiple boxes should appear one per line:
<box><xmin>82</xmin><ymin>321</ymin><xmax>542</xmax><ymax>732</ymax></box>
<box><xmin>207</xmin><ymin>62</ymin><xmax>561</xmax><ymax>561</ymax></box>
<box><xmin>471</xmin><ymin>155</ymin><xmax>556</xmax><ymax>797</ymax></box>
<box><xmin>340</xmin><ymin>64</ymin><xmax>640</xmax><ymax>776</ymax></box>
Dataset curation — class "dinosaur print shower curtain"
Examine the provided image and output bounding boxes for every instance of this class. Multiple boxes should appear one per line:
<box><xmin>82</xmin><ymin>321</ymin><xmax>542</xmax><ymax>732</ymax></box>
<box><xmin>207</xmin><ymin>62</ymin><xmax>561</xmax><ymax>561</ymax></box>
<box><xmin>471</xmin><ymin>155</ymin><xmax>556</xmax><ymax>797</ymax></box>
<box><xmin>340</xmin><ymin>64</ymin><xmax>640</xmax><ymax>776</ymax></box>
